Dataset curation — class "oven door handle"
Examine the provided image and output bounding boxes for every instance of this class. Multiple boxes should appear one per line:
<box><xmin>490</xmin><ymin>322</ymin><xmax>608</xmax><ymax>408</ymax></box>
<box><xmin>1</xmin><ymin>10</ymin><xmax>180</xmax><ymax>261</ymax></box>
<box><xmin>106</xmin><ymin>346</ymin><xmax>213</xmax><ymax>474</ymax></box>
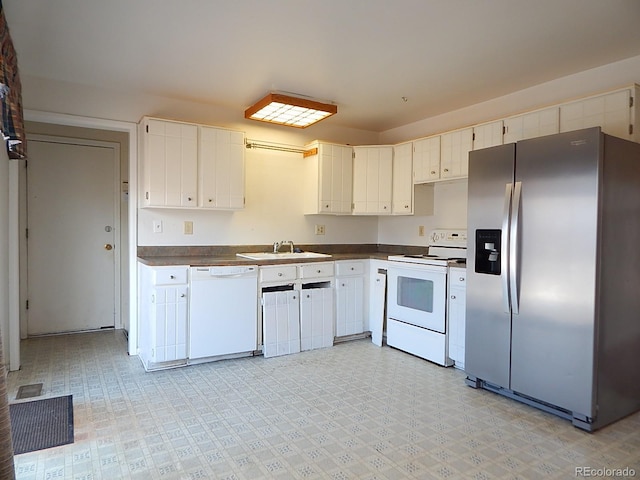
<box><xmin>501</xmin><ymin>183</ymin><xmax>512</xmax><ymax>313</ymax></box>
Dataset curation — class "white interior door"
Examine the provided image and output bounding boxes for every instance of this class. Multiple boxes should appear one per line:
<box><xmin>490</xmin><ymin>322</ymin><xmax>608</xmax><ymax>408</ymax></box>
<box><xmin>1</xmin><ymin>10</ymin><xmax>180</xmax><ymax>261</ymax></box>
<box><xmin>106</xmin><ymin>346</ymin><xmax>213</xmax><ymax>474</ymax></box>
<box><xmin>26</xmin><ymin>138</ymin><xmax>119</xmax><ymax>335</ymax></box>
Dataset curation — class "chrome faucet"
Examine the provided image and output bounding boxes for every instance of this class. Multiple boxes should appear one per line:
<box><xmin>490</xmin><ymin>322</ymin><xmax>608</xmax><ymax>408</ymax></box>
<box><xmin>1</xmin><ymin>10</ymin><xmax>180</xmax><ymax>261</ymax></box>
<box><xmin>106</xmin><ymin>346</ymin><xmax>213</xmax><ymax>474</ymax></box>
<box><xmin>273</xmin><ymin>240</ymin><xmax>295</xmax><ymax>253</ymax></box>
<box><xmin>281</xmin><ymin>240</ymin><xmax>295</xmax><ymax>253</ymax></box>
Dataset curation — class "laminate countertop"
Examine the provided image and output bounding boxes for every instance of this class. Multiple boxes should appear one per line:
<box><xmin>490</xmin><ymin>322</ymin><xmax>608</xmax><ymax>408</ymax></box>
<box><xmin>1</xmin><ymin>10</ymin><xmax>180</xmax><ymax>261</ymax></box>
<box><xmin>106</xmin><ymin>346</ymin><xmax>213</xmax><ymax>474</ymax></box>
<box><xmin>137</xmin><ymin>245</ymin><xmax>410</xmax><ymax>267</ymax></box>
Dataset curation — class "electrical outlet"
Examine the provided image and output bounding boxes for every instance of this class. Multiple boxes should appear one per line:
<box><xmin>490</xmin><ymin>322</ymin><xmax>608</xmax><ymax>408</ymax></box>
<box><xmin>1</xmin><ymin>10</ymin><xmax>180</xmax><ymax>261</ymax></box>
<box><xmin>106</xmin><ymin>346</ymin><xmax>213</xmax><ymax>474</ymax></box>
<box><xmin>153</xmin><ymin>220</ymin><xmax>163</xmax><ymax>233</ymax></box>
<box><xmin>315</xmin><ymin>224</ymin><xmax>326</xmax><ymax>235</ymax></box>
<box><xmin>418</xmin><ymin>225</ymin><xmax>425</xmax><ymax>236</ymax></box>
<box><xmin>184</xmin><ymin>221</ymin><xmax>193</xmax><ymax>235</ymax></box>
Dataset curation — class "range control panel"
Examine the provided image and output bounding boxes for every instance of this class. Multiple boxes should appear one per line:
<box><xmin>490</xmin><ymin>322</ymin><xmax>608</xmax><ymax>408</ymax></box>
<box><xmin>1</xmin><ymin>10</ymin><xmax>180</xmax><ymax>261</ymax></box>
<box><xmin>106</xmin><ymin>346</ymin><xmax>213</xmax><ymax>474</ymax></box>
<box><xmin>428</xmin><ymin>229</ymin><xmax>467</xmax><ymax>247</ymax></box>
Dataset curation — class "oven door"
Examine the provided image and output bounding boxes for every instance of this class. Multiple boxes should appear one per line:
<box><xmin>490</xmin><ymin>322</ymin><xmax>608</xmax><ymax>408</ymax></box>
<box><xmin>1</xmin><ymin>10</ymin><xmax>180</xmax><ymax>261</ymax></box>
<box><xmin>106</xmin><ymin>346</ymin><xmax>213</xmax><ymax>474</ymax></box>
<box><xmin>386</xmin><ymin>261</ymin><xmax>447</xmax><ymax>333</ymax></box>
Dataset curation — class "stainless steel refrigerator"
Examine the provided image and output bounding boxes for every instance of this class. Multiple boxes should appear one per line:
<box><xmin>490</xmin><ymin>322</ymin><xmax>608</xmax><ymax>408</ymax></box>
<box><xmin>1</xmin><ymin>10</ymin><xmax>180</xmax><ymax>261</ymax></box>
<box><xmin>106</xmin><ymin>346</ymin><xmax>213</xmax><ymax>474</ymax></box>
<box><xmin>465</xmin><ymin>127</ymin><xmax>640</xmax><ymax>431</ymax></box>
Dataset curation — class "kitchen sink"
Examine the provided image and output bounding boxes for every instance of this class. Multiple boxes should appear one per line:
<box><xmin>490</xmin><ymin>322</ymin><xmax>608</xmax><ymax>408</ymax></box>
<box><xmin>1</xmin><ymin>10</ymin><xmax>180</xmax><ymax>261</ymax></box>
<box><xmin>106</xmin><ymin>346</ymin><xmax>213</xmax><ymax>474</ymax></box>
<box><xmin>236</xmin><ymin>252</ymin><xmax>332</xmax><ymax>260</ymax></box>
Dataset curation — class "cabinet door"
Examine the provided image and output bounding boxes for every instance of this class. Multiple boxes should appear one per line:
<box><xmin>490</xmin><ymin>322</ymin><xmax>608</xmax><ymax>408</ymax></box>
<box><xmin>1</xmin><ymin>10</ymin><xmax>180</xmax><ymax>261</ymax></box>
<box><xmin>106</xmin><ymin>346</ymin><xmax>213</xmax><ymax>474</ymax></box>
<box><xmin>152</xmin><ymin>285</ymin><xmax>188</xmax><ymax>362</ymax></box>
<box><xmin>199</xmin><ymin>126</ymin><xmax>245</xmax><ymax>209</ymax></box>
<box><xmin>440</xmin><ymin>128</ymin><xmax>473</xmax><ymax>179</ymax></box>
<box><xmin>473</xmin><ymin>120</ymin><xmax>503</xmax><ymax>150</ymax></box>
<box><xmin>353</xmin><ymin>146</ymin><xmax>392</xmax><ymax>214</ymax></box>
<box><xmin>392</xmin><ymin>142</ymin><xmax>413</xmax><ymax>215</ymax></box>
<box><xmin>144</xmin><ymin>118</ymin><xmax>198</xmax><ymax>207</ymax></box>
<box><xmin>336</xmin><ymin>276</ymin><xmax>365</xmax><ymax>337</ymax></box>
<box><xmin>300</xmin><ymin>287</ymin><xmax>334</xmax><ymax>351</ymax></box>
<box><xmin>262</xmin><ymin>290</ymin><xmax>300</xmax><ymax>358</ymax></box>
<box><xmin>504</xmin><ymin>107</ymin><xmax>559</xmax><ymax>143</ymax></box>
<box><xmin>413</xmin><ymin>136</ymin><xmax>441</xmax><ymax>183</ymax></box>
<box><xmin>319</xmin><ymin>143</ymin><xmax>353</xmax><ymax>214</ymax></box>
<box><xmin>560</xmin><ymin>89</ymin><xmax>632</xmax><ymax>140</ymax></box>
<box><xmin>448</xmin><ymin>286</ymin><xmax>466</xmax><ymax>368</ymax></box>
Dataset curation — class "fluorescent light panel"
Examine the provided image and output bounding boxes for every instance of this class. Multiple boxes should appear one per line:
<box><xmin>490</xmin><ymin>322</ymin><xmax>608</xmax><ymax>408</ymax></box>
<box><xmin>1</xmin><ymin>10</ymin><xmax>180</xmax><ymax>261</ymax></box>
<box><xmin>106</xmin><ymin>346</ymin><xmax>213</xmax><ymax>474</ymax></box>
<box><xmin>245</xmin><ymin>93</ymin><xmax>337</xmax><ymax>128</ymax></box>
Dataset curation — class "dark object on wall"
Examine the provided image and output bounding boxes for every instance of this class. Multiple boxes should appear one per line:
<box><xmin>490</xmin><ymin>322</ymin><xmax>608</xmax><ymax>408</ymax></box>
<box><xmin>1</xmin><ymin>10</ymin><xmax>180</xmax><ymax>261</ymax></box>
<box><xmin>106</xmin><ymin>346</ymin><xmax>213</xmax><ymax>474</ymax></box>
<box><xmin>0</xmin><ymin>0</ymin><xmax>26</xmax><ymax>159</ymax></box>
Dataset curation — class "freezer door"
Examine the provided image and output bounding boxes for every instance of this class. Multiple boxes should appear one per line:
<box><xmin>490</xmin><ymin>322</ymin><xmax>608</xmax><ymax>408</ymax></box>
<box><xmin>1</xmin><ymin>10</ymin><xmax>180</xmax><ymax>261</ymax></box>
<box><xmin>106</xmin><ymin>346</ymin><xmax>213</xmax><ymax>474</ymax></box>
<box><xmin>465</xmin><ymin>143</ymin><xmax>515</xmax><ymax>388</ymax></box>
<box><xmin>510</xmin><ymin>128</ymin><xmax>600</xmax><ymax>417</ymax></box>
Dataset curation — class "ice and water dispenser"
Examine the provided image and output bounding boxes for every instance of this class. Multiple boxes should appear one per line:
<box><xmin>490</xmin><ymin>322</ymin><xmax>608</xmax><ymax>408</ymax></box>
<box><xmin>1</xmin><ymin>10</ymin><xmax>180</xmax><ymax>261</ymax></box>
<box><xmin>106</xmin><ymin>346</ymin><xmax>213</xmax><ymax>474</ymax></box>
<box><xmin>475</xmin><ymin>230</ymin><xmax>501</xmax><ymax>275</ymax></box>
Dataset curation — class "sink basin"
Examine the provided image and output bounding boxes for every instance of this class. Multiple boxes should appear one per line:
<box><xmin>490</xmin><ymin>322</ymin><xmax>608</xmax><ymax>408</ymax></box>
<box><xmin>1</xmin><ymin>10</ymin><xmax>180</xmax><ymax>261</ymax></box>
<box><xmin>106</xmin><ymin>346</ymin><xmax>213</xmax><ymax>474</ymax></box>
<box><xmin>236</xmin><ymin>251</ymin><xmax>332</xmax><ymax>260</ymax></box>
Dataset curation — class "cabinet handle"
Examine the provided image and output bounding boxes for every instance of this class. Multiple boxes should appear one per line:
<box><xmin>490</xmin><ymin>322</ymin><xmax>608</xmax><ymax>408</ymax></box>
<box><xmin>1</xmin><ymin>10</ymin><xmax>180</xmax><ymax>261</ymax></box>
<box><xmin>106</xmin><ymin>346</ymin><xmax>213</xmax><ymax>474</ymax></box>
<box><xmin>188</xmin><ymin>197</ymin><xmax>193</xmax><ymax>201</ymax></box>
<box><xmin>170</xmin><ymin>275</ymin><xmax>176</xmax><ymax>279</ymax></box>
<box><xmin>180</xmin><ymin>294</ymin><xmax>186</xmax><ymax>298</ymax></box>
<box><xmin>350</xmin><ymin>267</ymin><xmax>355</xmax><ymax>271</ymax></box>
<box><xmin>443</xmin><ymin>168</ymin><xmax>449</xmax><ymax>173</ymax></box>
<box><xmin>278</xmin><ymin>273</ymin><xmax>283</xmax><ymax>277</ymax></box>
<box><xmin>341</xmin><ymin>283</ymin><xmax>346</xmax><ymax>287</ymax></box>
<box><xmin>404</xmin><ymin>204</ymin><xmax>409</xmax><ymax>208</ymax></box>
<box><xmin>306</xmin><ymin>294</ymin><xmax>310</xmax><ymax>298</ymax></box>
<box><xmin>431</xmin><ymin>170</ymin><xmax>436</xmax><ymax>175</ymax></box>
<box><xmin>459</xmin><ymin>277</ymin><xmax>465</xmax><ymax>282</ymax></box>
<box><xmin>208</xmin><ymin>198</ymin><xmax>213</xmax><ymax>203</ymax></box>
<box><xmin>325</xmin><ymin>204</ymin><xmax>330</xmax><ymax>208</ymax></box>
<box><xmin>451</xmin><ymin>295</ymin><xmax>456</xmax><ymax>300</ymax></box>
<box><xmin>316</xmin><ymin>269</ymin><xmax>322</xmax><ymax>273</ymax></box>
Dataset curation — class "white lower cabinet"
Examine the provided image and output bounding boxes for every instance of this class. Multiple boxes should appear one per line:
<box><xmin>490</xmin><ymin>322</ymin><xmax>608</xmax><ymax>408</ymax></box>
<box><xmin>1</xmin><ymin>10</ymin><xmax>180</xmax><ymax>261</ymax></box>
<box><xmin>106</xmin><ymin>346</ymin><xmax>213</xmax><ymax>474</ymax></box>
<box><xmin>335</xmin><ymin>260</ymin><xmax>366</xmax><ymax>337</ymax></box>
<box><xmin>262</xmin><ymin>290</ymin><xmax>301</xmax><ymax>358</ymax></box>
<box><xmin>300</xmin><ymin>287</ymin><xmax>334</xmax><ymax>351</ymax></box>
<box><xmin>447</xmin><ymin>267</ymin><xmax>466</xmax><ymax>369</ymax></box>
<box><xmin>138</xmin><ymin>264</ymin><xmax>189</xmax><ymax>370</ymax></box>
<box><xmin>260</xmin><ymin>262</ymin><xmax>335</xmax><ymax>358</ymax></box>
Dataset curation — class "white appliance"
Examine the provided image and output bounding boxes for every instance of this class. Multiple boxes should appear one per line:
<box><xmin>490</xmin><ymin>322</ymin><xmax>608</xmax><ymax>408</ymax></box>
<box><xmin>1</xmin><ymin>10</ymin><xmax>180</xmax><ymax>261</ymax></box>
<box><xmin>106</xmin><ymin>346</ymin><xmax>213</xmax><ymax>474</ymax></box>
<box><xmin>386</xmin><ymin>229</ymin><xmax>467</xmax><ymax>366</ymax></box>
<box><xmin>189</xmin><ymin>265</ymin><xmax>258</xmax><ymax>360</ymax></box>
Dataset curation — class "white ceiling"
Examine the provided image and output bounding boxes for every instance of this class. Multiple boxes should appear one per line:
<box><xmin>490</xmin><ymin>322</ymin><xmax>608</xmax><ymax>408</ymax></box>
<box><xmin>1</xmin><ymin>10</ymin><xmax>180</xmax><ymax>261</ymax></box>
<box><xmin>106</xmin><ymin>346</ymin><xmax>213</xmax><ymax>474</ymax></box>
<box><xmin>5</xmin><ymin>0</ymin><xmax>640</xmax><ymax>132</ymax></box>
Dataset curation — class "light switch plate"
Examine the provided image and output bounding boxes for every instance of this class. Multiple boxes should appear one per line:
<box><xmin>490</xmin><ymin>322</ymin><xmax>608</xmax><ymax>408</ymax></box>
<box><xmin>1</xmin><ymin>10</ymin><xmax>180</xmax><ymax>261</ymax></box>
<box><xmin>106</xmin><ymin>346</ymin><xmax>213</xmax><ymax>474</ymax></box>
<box><xmin>153</xmin><ymin>220</ymin><xmax>163</xmax><ymax>233</ymax></box>
<box><xmin>184</xmin><ymin>221</ymin><xmax>193</xmax><ymax>235</ymax></box>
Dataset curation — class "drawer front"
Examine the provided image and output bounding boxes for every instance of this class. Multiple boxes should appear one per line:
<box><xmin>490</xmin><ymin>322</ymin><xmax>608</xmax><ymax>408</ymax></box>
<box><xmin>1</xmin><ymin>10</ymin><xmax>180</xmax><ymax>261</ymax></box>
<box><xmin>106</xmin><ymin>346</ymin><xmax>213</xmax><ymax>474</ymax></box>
<box><xmin>449</xmin><ymin>268</ymin><xmax>466</xmax><ymax>287</ymax></box>
<box><xmin>260</xmin><ymin>265</ymin><xmax>298</xmax><ymax>283</ymax></box>
<box><xmin>299</xmin><ymin>262</ymin><xmax>335</xmax><ymax>279</ymax></box>
<box><xmin>335</xmin><ymin>261</ymin><xmax>364</xmax><ymax>276</ymax></box>
<box><xmin>152</xmin><ymin>267</ymin><xmax>188</xmax><ymax>285</ymax></box>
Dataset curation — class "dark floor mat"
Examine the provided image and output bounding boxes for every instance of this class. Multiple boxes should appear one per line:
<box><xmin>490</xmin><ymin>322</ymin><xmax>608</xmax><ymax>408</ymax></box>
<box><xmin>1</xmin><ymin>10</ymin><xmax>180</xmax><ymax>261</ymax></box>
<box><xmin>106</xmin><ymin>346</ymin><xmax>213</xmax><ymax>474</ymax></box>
<box><xmin>9</xmin><ymin>395</ymin><xmax>74</xmax><ymax>454</ymax></box>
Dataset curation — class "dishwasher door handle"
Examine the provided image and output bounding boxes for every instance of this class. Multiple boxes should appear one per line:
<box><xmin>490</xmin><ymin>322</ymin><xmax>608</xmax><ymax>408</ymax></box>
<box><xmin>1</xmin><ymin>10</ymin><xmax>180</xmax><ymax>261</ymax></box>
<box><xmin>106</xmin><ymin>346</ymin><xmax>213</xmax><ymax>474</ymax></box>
<box><xmin>207</xmin><ymin>272</ymin><xmax>257</xmax><ymax>279</ymax></box>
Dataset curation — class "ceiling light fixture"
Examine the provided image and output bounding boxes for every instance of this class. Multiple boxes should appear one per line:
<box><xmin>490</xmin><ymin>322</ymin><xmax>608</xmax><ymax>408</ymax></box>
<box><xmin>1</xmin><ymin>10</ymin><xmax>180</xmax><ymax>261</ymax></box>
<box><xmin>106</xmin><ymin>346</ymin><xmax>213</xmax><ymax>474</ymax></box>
<box><xmin>244</xmin><ymin>92</ymin><xmax>337</xmax><ymax>128</ymax></box>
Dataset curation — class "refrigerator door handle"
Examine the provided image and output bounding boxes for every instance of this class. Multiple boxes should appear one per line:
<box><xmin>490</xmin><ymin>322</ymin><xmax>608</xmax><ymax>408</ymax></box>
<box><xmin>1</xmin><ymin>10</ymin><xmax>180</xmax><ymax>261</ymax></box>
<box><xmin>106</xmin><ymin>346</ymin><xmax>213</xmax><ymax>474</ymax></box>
<box><xmin>509</xmin><ymin>181</ymin><xmax>522</xmax><ymax>314</ymax></box>
<box><xmin>502</xmin><ymin>183</ymin><xmax>512</xmax><ymax>313</ymax></box>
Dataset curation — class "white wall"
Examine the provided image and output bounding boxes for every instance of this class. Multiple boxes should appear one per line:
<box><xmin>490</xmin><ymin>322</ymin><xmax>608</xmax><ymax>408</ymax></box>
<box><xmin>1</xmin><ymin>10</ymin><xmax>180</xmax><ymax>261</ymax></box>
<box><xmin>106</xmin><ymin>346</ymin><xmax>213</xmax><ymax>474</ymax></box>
<box><xmin>138</xmin><ymin>147</ymin><xmax>378</xmax><ymax>246</ymax></box>
<box><xmin>0</xmin><ymin>145</ymin><xmax>9</xmax><ymax>361</ymax></box>
<box><xmin>377</xmin><ymin>55</ymin><xmax>640</xmax><ymax>245</ymax></box>
<box><xmin>381</xmin><ymin>55</ymin><xmax>640</xmax><ymax>144</ymax></box>
<box><xmin>21</xmin><ymin>55</ymin><xmax>640</xmax><ymax>249</ymax></box>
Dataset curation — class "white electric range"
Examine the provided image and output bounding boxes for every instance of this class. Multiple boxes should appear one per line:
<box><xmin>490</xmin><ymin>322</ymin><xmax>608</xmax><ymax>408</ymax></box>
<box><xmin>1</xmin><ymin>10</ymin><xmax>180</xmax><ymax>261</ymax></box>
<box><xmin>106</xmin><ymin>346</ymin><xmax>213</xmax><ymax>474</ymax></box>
<box><xmin>386</xmin><ymin>229</ymin><xmax>467</xmax><ymax>366</ymax></box>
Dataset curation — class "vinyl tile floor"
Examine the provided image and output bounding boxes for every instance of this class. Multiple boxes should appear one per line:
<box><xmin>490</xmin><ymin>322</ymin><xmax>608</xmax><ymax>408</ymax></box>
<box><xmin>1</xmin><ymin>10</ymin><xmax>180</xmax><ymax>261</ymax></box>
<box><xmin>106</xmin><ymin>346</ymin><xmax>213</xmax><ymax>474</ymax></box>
<box><xmin>6</xmin><ymin>330</ymin><xmax>640</xmax><ymax>480</ymax></box>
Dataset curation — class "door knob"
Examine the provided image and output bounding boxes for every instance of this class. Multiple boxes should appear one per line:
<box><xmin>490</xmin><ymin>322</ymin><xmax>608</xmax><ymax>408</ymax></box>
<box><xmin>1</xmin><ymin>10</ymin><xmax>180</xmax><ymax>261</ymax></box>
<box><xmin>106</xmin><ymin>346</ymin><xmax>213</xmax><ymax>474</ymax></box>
<box><xmin>104</xmin><ymin>244</ymin><xmax>113</xmax><ymax>251</ymax></box>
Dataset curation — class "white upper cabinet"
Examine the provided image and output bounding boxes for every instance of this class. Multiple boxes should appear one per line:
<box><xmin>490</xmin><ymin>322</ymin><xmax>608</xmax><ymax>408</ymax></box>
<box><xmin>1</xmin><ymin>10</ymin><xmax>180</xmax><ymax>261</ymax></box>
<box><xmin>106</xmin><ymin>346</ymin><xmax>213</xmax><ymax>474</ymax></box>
<box><xmin>473</xmin><ymin>120</ymin><xmax>504</xmax><ymax>150</ymax></box>
<box><xmin>504</xmin><ymin>107</ymin><xmax>559</xmax><ymax>143</ymax></box>
<box><xmin>352</xmin><ymin>146</ymin><xmax>393</xmax><ymax>215</ymax></box>
<box><xmin>413</xmin><ymin>135</ymin><xmax>441</xmax><ymax>183</ymax></box>
<box><xmin>141</xmin><ymin>117</ymin><xmax>198</xmax><ymax>207</ymax></box>
<box><xmin>198</xmin><ymin>126</ymin><xmax>245</xmax><ymax>210</ymax></box>
<box><xmin>139</xmin><ymin>116</ymin><xmax>245</xmax><ymax>209</ymax></box>
<box><xmin>304</xmin><ymin>141</ymin><xmax>353</xmax><ymax>215</ymax></box>
<box><xmin>560</xmin><ymin>87</ymin><xmax>636</xmax><ymax>141</ymax></box>
<box><xmin>440</xmin><ymin>127</ymin><xmax>473</xmax><ymax>179</ymax></box>
<box><xmin>392</xmin><ymin>141</ymin><xmax>413</xmax><ymax>215</ymax></box>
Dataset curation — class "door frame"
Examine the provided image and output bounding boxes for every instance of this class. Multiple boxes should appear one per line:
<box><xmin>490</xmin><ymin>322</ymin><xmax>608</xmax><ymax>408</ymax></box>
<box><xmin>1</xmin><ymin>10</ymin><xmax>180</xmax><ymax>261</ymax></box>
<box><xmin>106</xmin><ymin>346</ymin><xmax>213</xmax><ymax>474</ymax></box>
<box><xmin>25</xmin><ymin>134</ymin><xmax>121</xmax><ymax>334</ymax></box>
<box><xmin>6</xmin><ymin>110</ymin><xmax>138</xmax><ymax>371</ymax></box>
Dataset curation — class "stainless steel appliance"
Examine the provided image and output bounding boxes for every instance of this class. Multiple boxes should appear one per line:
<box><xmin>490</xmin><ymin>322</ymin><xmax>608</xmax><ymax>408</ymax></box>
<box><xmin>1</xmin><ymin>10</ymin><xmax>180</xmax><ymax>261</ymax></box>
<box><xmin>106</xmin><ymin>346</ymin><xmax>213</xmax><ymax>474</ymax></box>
<box><xmin>466</xmin><ymin>127</ymin><xmax>640</xmax><ymax>431</ymax></box>
<box><xmin>386</xmin><ymin>229</ymin><xmax>466</xmax><ymax>366</ymax></box>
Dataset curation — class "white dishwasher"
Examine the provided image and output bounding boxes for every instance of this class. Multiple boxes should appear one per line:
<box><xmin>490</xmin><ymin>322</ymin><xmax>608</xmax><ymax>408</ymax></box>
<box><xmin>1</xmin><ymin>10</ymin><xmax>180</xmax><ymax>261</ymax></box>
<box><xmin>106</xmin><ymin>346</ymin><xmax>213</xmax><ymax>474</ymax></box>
<box><xmin>189</xmin><ymin>265</ymin><xmax>258</xmax><ymax>360</ymax></box>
